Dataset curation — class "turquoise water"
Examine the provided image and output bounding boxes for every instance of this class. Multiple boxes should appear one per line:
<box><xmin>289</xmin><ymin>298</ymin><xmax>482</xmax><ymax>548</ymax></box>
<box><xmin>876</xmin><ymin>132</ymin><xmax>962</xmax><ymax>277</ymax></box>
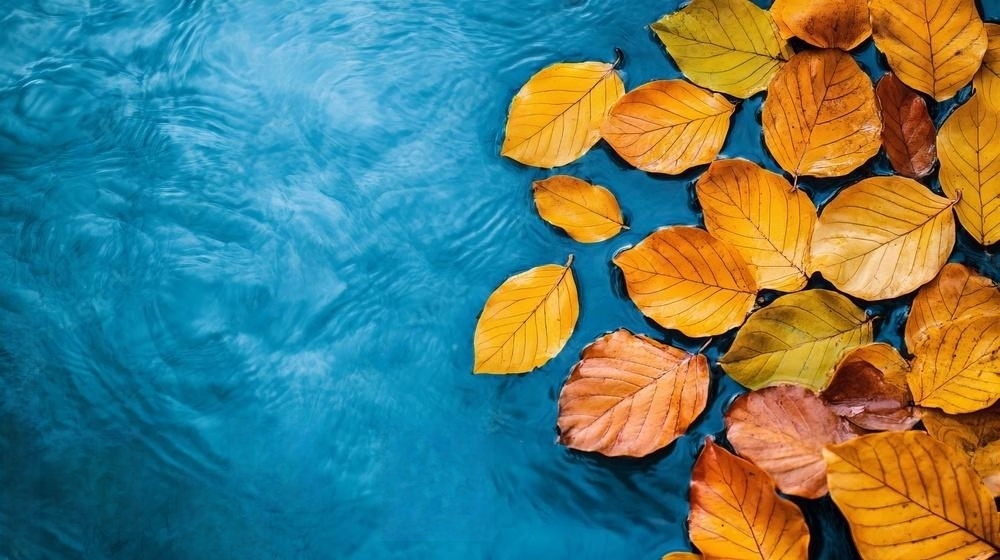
<box><xmin>0</xmin><ymin>1</ymin><xmax>996</xmax><ymax>558</ymax></box>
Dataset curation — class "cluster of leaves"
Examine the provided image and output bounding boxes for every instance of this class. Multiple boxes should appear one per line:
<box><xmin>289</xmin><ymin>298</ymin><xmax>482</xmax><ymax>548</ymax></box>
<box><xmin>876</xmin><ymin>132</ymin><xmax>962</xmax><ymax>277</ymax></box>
<box><xmin>473</xmin><ymin>0</ymin><xmax>1000</xmax><ymax>558</ymax></box>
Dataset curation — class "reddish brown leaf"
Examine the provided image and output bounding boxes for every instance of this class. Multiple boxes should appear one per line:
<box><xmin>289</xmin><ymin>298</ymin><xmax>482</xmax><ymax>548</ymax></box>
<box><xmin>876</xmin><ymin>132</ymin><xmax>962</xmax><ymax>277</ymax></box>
<box><xmin>822</xmin><ymin>343</ymin><xmax>920</xmax><ymax>432</ymax></box>
<box><xmin>876</xmin><ymin>73</ymin><xmax>937</xmax><ymax>178</ymax></box>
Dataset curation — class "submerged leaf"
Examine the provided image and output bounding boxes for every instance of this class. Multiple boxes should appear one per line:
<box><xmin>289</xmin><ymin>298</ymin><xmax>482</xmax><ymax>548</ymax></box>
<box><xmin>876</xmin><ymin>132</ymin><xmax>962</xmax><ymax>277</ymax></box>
<box><xmin>821</xmin><ymin>343</ymin><xmax>919</xmax><ymax>432</ymax></box>
<box><xmin>974</xmin><ymin>23</ymin><xmax>1000</xmax><ymax>110</ymax></box>
<box><xmin>905</xmin><ymin>263</ymin><xmax>1000</xmax><ymax>351</ymax></box>
<box><xmin>770</xmin><ymin>0</ymin><xmax>871</xmax><ymax>50</ymax></box>
<box><xmin>924</xmin><ymin>405</ymin><xmax>1000</xmax><ymax>496</ymax></box>
<box><xmin>876</xmin><ymin>73</ymin><xmax>937</xmax><ymax>179</ymax></box>
<box><xmin>601</xmin><ymin>80</ymin><xmax>734</xmax><ymax>175</ymax></box>
<box><xmin>532</xmin><ymin>175</ymin><xmax>625</xmax><ymax>243</ymax></box>
<box><xmin>908</xmin><ymin>317</ymin><xmax>1000</xmax><ymax>414</ymax></box>
<box><xmin>557</xmin><ymin>329</ymin><xmax>709</xmax><ymax>457</ymax></box>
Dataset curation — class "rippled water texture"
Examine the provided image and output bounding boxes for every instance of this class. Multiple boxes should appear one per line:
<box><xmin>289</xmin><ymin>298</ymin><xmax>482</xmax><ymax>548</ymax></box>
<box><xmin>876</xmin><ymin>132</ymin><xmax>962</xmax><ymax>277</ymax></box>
<box><xmin>1</xmin><ymin>1</ymin><xmax>996</xmax><ymax>558</ymax></box>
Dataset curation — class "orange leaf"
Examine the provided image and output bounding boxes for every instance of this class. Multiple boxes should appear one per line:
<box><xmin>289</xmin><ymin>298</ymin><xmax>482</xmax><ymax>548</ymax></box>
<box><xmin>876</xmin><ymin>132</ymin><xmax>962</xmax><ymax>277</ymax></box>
<box><xmin>556</xmin><ymin>329</ymin><xmax>709</xmax><ymax>457</ymax></box>
<box><xmin>875</xmin><ymin>73</ymin><xmax>937</xmax><ymax>179</ymax></box>
<box><xmin>821</xmin><ymin>343</ymin><xmax>920</xmax><ymax>432</ymax></box>
<box><xmin>532</xmin><ymin>175</ymin><xmax>625</xmax><ymax>243</ymax></box>
<box><xmin>909</xmin><ymin>317</ymin><xmax>1000</xmax><ymax>414</ymax></box>
<box><xmin>905</xmin><ymin>262</ymin><xmax>1000</xmax><ymax>352</ymax></box>
<box><xmin>770</xmin><ymin>0</ymin><xmax>871</xmax><ymax>50</ymax></box>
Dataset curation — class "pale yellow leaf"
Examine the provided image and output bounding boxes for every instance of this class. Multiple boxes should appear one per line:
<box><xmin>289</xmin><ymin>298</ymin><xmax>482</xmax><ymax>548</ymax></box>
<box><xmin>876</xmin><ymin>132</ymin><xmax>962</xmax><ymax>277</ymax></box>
<box><xmin>909</xmin><ymin>317</ymin><xmax>1000</xmax><ymax>414</ymax></box>
<box><xmin>532</xmin><ymin>175</ymin><xmax>625</xmax><ymax>243</ymax></box>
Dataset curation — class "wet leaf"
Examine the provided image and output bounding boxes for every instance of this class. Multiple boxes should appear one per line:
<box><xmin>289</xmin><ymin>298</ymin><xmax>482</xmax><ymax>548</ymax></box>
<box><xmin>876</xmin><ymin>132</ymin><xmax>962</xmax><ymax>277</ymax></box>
<box><xmin>770</xmin><ymin>0</ymin><xmax>870</xmax><ymax>50</ymax></box>
<box><xmin>905</xmin><ymin>263</ymin><xmax>1000</xmax><ymax>351</ymax></box>
<box><xmin>869</xmin><ymin>0</ymin><xmax>987</xmax><ymax>101</ymax></box>
<box><xmin>650</xmin><ymin>0</ymin><xmax>793</xmax><ymax>98</ymax></box>
<box><xmin>762</xmin><ymin>49</ymin><xmax>882</xmax><ymax>178</ymax></box>
<box><xmin>938</xmin><ymin>93</ymin><xmax>1000</xmax><ymax>245</ymax></box>
<box><xmin>613</xmin><ymin>226</ymin><xmax>757</xmax><ymax>338</ymax></box>
<box><xmin>661</xmin><ymin>553</ymin><xmax>700</xmax><ymax>560</ymax></box>
<box><xmin>695</xmin><ymin>158</ymin><xmax>815</xmax><ymax>292</ymax></box>
<box><xmin>875</xmin><ymin>73</ymin><xmax>937</xmax><ymax>179</ymax></box>
<box><xmin>821</xmin><ymin>343</ymin><xmax>920</xmax><ymax>432</ymax></box>
<box><xmin>810</xmin><ymin>176</ymin><xmax>956</xmax><ymax>300</ymax></box>
<box><xmin>825</xmin><ymin>431</ymin><xmax>1000</xmax><ymax>560</ymax></box>
<box><xmin>908</xmin><ymin>317</ymin><xmax>1000</xmax><ymax>414</ymax></box>
<box><xmin>557</xmin><ymin>329</ymin><xmax>709</xmax><ymax>457</ymax></box>
<box><xmin>473</xmin><ymin>257</ymin><xmax>578</xmax><ymax>374</ymax></box>
<box><xmin>720</xmin><ymin>289</ymin><xmax>873</xmax><ymax>391</ymax></box>
<box><xmin>924</xmin><ymin>405</ymin><xmax>1000</xmax><ymax>496</ymax></box>
<box><xmin>974</xmin><ymin>23</ymin><xmax>1000</xmax><ymax>110</ymax></box>
<box><xmin>532</xmin><ymin>175</ymin><xmax>625</xmax><ymax>243</ymax></box>
<box><xmin>601</xmin><ymin>80</ymin><xmax>734</xmax><ymax>175</ymax></box>
<box><xmin>689</xmin><ymin>440</ymin><xmax>810</xmax><ymax>560</ymax></box>
<box><xmin>725</xmin><ymin>385</ymin><xmax>857</xmax><ymax>499</ymax></box>
<box><xmin>502</xmin><ymin>61</ymin><xmax>624</xmax><ymax>168</ymax></box>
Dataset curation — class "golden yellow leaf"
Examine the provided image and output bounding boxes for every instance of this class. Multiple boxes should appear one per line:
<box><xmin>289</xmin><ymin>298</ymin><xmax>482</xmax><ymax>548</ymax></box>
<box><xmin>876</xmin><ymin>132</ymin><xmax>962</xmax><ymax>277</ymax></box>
<box><xmin>905</xmin><ymin>263</ymin><xmax>1000</xmax><ymax>352</ymax></box>
<box><xmin>613</xmin><ymin>226</ymin><xmax>757</xmax><ymax>338</ymax></box>
<box><xmin>924</xmin><ymin>405</ymin><xmax>1000</xmax><ymax>496</ymax></box>
<box><xmin>869</xmin><ymin>0</ymin><xmax>987</xmax><ymax>101</ymax></box>
<box><xmin>720</xmin><ymin>289</ymin><xmax>873</xmax><ymax>391</ymax></box>
<box><xmin>762</xmin><ymin>49</ymin><xmax>882</xmax><ymax>178</ymax></box>
<box><xmin>810</xmin><ymin>176</ymin><xmax>956</xmax><ymax>301</ymax></box>
<box><xmin>531</xmin><ymin>175</ymin><xmax>625</xmax><ymax>243</ymax></box>
<box><xmin>821</xmin><ymin>343</ymin><xmax>920</xmax><ymax>432</ymax></box>
<box><xmin>695</xmin><ymin>158</ymin><xmax>816</xmax><ymax>292</ymax></box>
<box><xmin>690</xmin><ymin>440</ymin><xmax>810</xmax><ymax>560</ymax></box>
<box><xmin>501</xmin><ymin>61</ymin><xmax>625</xmax><ymax>168</ymax></box>
<box><xmin>770</xmin><ymin>0</ymin><xmax>870</xmax><ymax>50</ymax></box>
<box><xmin>974</xmin><ymin>24</ymin><xmax>1000</xmax><ymax>110</ymax></box>
<box><xmin>650</xmin><ymin>0</ymin><xmax>793</xmax><ymax>98</ymax></box>
<box><xmin>938</xmin><ymin>93</ymin><xmax>1000</xmax><ymax>245</ymax></box>
<box><xmin>556</xmin><ymin>329</ymin><xmax>709</xmax><ymax>457</ymax></box>
<box><xmin>824</xmin><ymin>431</ymin><xmax>1000</xmax><ymax>560</ymax></box>
<box><xmin>473</xmin><ymin>257</ymin><xmax>578</xmax><ymax>374</ymax></box>
<box><xmin>908</xmin><ymin>317</ymin><xmax>1000</xmax><ymax>414</ymax></box>
<box><xmin>600</xmin><ymin>80</ymin><xmax>734</xmax><ymax>175</ymax></box>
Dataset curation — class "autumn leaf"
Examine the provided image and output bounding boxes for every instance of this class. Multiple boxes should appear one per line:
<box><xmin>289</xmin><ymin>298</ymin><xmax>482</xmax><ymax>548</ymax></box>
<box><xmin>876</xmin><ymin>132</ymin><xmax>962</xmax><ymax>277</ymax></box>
<box><xmin>725</xmin><ymin>385</ymin><xmax>857</xmax><ymax>499</ymax></box>
<box><xmin>613</xmin><ymin>226</ymin><xmax>757</xmax><ymax>338</ymax></box>
<box><xmin>924</xmin><ymin>405</ymin><xmax>1000</xmax><ymax>496</ymax></box>
<box><xmin>810</xmin><ymin>176</ymin><xmax>956</xmax><ymax>301</ymax></box>
<box><xmin>869</xmin><ymin>0</ymin><xmax>986</xmax><ymax>101</ymax></box>
<box><xmin>974</xmin><ymin>23</ymin><xmax>1000</xmax><ymax>110</ymax></box>
<box><xmin>821</xmin><ymin>343</ymin><xmax>920</xmax><ymax>432</ymax></box>
<box><xmin>762</xmin><ymin>49</ymin><xmax>882</xmax><ymax>178</ymax></box>
<box><xmin>661</xmin><ymin>554</ymin><xmax>700</xmax><ymax>560</ymax></box>
<box><xmin>473</xmin><ymin>257</ymin><xmax>578</xmax><ymax>374</ymax></box>
<box><xmin>905</xmin><ymin>263</ymin><xmax>1000</xmax><ymax>351</ymax></box>
<box><xmin>770</xmin><ymin>0</ymin><xmax>870</xmax><ymax>50</ymax></box>
<box><xmin>532</xmin><ymin>175</ymin><xmax>625</xmax><ymax>243</ymax></box>
<box><xmin>689</xmin><ymin>440</ymin><xmax>810</xmax><ymax>560</ymax></box>
<box><xmin>825</xmin><ymin>431</ymin><xmax>1000</xmax><ymax>560</ymax></box>
<box><xmin>875</xmin><ymin>73</ymin><xmax>937</xmax><ymax>179</ymax></box>
<box><xmin>938</xmin><ymin>93</ymin><xmax>1000</xmax><ymax>245</ymax></box>
<box><xmin>908</xmin><ymin>317</ymin><xmax>1000</xmax><ymax>414</ymax></box>
<box><xmin>720</xmin><ymin>289</ymin><xmax>873</xmax><ymax>391</ymax></box>
<box><xmin>501</xmin><ymin>61</ymin><xmax>624</xmax><ymax>168</ymax></box>
<box><xmin>601</xmin><ymin>80</ymin><xmax>734</xmax><ymax>175</ymax></box>
<box><xmin>556</xmin><ymin>329</ymin><xmax>709</xmax><ymax>457</ymax></box>
<box><xmin>650</xmin><ymin>0</ymin><xmax>793</xmax><ymax>98</ymax></box>
<box><xmin>695</xmin><ymin>158</ymin><xmax>815</xmax><ymax>292</ymax></box>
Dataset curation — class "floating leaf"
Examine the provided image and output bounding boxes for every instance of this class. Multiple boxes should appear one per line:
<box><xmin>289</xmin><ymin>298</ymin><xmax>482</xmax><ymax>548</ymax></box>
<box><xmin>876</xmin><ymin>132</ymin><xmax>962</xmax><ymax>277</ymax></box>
<box><xmin>810</xmin><ymin>176</ymin><xmax>955</xmax><ymax>300</ymax></box>
<box><xmin>974</xmin><ymin>23</ymin><xmax>1000</xmax><ymax>110</ymax></box>
<box><xmin>690</xmin><ymin>440</ymin><xmax>810</xmax><ymax>560</ymax></box>
<box><xmin>725</xmin><ymin>385</ymin><xmax>857</xmax><ymax>499</ymax></box>
<box><xmin>869</xmin><ymin>0</ymin><xmax>986</xmax><ymax>101</ymax></box>
<box><xmin>531</xmin><ymin>175</ymin><xmax>625</xmax><ymax>243</ymax></box>
<box><xmin>473</xmin><ymin>257</ymin><xmax>578</xmax><ymax>374</ymax></box>
<box><xmin>924</xmin><ymin>405</ymin><xmax>1000</xmax><ymax>496</ymax></box>
<box><xmin>650</xmin><ymin>0</ymin><xmax>793</xmax><ymax>98</ymax></box>
<box><xmin>821</xmin><ymin>343</ymin><xmax>920</xmax><ymax>432</ymax></box>
<box><xmin>824</xmin><ymin>431</ymin><xmax>1000</xmax><ymax>560</ymax></box>
<box><xmin>908</xmin><ymin>317</ymin><xmax>1000</xmax><ymax>414</ymax></box>
<box><xmin>661</xmin><ymin>554</ymin><xmax>700</xmax><ymax>560</ymax></box>
<box><xmin>501</xmin><ymin>61</ymin><xmax>624</xmax><ymax>168</ymax></box>
<box><xmin>613</xmin><ymin>226</ymin><xmax>757</xmax><ymax>338</ymax></box>
<box><xmin>557</xmin><ymin>329</ymin><xmax>709</xmax><ymax>457</ymax></box>
<box><xmin>875</xmin><ymin>73</ymin><xmax>937</xmax><ymax>179</ymax></box>
<box><xmin>762</xmin><ymin>49</ymin><xmax>882</xmax><ymax>178</ymax></box>
<box><xmin>720</xmin><ymin>289</ymin><xmax>873</xmax><ymax>391</ymax></box>
<box><xmin>770</xmin><ymin>0</ymin><xmax>870</xmax><ymax>50</ymax></box>
<box><xmin>905</xmin><ymin>263</ymin><xmax>1000</xmax><ymax>351</ymax></box>
<box><xmin>938</xmin><ymin>93</ymin><xmax>1000</xmax><ymax>246</ymax></box>
<box><xmin>601</xmin><ymin>80</ymin><xmax>734</xmax><ymax>175</ymax></box>
<box><xmin>695</xmin><ymin>158</ymin><xmax>815</xmax><ymax>292</ymax></box>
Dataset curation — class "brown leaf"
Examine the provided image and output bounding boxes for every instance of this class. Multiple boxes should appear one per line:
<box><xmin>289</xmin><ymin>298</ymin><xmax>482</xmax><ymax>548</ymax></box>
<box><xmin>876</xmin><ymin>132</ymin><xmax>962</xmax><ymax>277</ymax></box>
<box><xmin>875</xmin><ymin>73</ymin><xmax>937</xmax><ymax>178</ymax></box>
<box><xmin>821</xmin><ymin>343</ymin><xmax>920</xmax><ymax>432</ymax></box>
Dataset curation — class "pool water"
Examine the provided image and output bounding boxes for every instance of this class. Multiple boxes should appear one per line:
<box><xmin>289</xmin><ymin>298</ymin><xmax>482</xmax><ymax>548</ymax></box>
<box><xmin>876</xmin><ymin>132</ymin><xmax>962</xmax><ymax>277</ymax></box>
<box><xmin>0</xmin><ymin>1</ymin><xmax>995</xmax><ymax>558</ymax></box>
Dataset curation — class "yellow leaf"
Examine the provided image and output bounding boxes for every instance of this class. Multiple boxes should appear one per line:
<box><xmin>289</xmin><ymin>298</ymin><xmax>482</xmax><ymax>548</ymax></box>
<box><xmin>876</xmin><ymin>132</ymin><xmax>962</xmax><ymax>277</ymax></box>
<box><xmin>869</xmin><ymin>0</ymin><xmax>987</xmax><ymax>101</ymax></box>
<box><xmin>695</xmin><ymin>158</ymin><xmax>816</xmax><ymax>292</ymax></box>
<box><xmin>473</xmin><ymin>257</ymin><xmax>578</xmax><ymax>374</ymax></box>
<box><xmin>770</xmin><ymin>0</ymin><xmax>871</xmax><ymax>50</ymax></box>
<box><xmin>690</xmin><ymin>440</ymin><xmax>810</xmax><ymax>560</ymax></box>
<box><xmin>924</xmin><ymin>405</ymin><xmax>1000</xmax><ymax>496</ymax></box>
<box><xmin>531</xmin><ymin>175</ymin><xmax>625</xmax><ymax>243</ymax></box>
<box><xmin>974</xmin><ymin>23</ymin><xmax>1000</xmax><ymax>110</ymax></box>
<box><xmin>501</xmin><ymin>61</ymin><xmax>624</xmax><ymax>168</ymax></box>
<box><xmin>556</xmin><ymin>329</ymin><xmax>709</xmax><ymax>457</ymax></box>
<box><xmin>720</xmin><ymin>289</ymin><xmax>873</xmax><ymax>391</ymax></box>
<box><xmin>650</xmin><ymin>0</ymin><xmax>793</xmax><ymax>98</ymax></box>
<box><xmin>810</xmin><ymin>176</ymin><xmax>956</xmax><ymax>301</ymax></box>
<box><xmin>762</xmin><ymin>49</ymin><xmax>882</xmax><ymax>178</ymax></box>
<box><xmin>613</xmin><ymin>226</ymin><xmax>757</xmax><ymax>338</ymax></box>
<box><xmin>824</xmin><ymin>431</ymin><xmax>1000</xmax><ymax>560</ymax></box>
<box><xmin>905</xmin><ymin>263</ymin><xmax>1000</xmax><ymax>352</ymax></box>
<box><xmin>908</xmin><ymin>317</ymin><xmax>1000</xmax><ymax>414</ymax></box>
<box><xmin>938</xmin><ymin>94</ymin><xmax>1000</xmax><ymax>245</ymax></box>
<box><xmin>600</xmin><ymin>80</ymin><xmax>734</xmax><ymax>175</ymax></box>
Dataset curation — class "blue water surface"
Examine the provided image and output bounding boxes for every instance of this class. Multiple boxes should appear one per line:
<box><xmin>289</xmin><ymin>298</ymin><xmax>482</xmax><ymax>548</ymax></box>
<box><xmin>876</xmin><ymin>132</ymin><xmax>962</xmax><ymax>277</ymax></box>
<box><xmin>1</xmin><ymin>1</ymin><xmax>997</xmax><ymax>559</ymax></box>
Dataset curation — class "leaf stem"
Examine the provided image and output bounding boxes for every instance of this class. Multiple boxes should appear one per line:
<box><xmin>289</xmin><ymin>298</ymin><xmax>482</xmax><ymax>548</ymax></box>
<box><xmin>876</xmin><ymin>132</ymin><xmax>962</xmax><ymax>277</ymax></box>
<box><xmin>613</xmin><ymin>48</ymin><xmax>624</xmax><ymax>70</ymax></box>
